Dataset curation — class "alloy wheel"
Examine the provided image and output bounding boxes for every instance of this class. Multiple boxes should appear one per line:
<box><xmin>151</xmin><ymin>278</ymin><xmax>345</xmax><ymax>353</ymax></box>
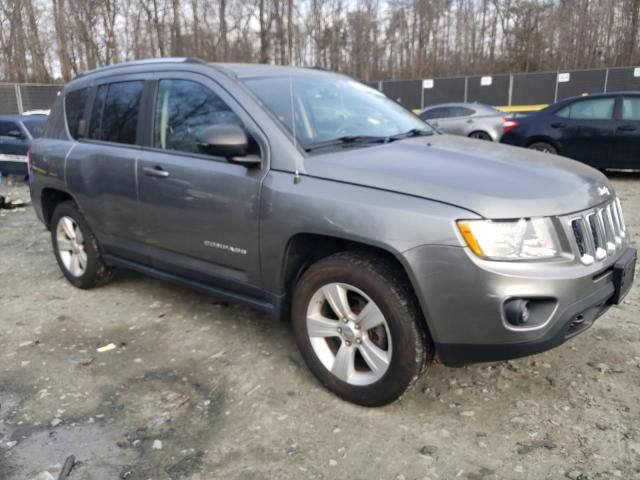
<box><xmin>55</xmin><ymin>216</ymin><xmax>87</xmax><ymax>277</ymax></box>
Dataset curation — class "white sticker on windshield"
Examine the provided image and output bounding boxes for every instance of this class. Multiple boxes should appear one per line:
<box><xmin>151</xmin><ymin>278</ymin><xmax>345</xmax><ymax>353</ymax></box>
<box><xmin>422</xmin><ymin>79</ymin><xmax>434</xmax><ymax>89</ymax></box>
<box><xmin>558</xmin><ymin>72</ymin><xmax>570</xmax><ymax>83</ymax></box>
<box><xmin>634</xmin><ymin>67</ymin><xmax>640</xmax><ymax>77</ymax></box>
<box><xmin>480</xmin><ymin>76</ymin><xmax>492</xmax><ymax>86</ymax></box>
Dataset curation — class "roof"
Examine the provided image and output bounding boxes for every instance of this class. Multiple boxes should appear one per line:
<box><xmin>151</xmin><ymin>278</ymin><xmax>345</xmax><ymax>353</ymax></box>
<box><xmin>0</xmin><ymin>114</ymin><xmax>47</xmax><ymax>122</ymax></box>
<box><xmin>212</xmin><ymin>63</ymin><xmax>334</xmax><ymax>79</ymax></box>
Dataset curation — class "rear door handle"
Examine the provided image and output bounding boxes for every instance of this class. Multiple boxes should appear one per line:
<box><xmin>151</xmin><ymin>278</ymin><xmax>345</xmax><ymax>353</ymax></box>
<box><xmin>551</xmin><ymin>122</ymin><xmax>567</xmax><ymax>129</ymax></box>
<box><xmin>617</xmin><ymin>124</ymin><xmax>637</xmax><ymax>132</ymax></box>
<box><xmin>143</xmin><ymin>166</ymin><xmax>170</xmax><ymax>178</ymax></box>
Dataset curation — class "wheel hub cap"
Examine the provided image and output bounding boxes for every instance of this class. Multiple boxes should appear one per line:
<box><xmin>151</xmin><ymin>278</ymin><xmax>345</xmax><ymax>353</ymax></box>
<box><xmin>306</xmin><ymin>282</ymin><xmax>392</xmax><ymax>386</ymax></box>
<box><xmin>55</xmin><ymin>216</ymin><xmax>87</xmax><ymax>277</ymax></box>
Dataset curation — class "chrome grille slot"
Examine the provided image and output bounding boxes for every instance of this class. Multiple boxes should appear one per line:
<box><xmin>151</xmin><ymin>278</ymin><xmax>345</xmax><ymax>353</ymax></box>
<box><xmin>569</xmin><ymin>197</ymin><xmax>627</xmax><ymax>265</ymax></box>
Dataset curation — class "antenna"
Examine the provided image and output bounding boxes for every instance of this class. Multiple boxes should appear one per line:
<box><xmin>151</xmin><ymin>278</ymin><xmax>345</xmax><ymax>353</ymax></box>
<box><xmin>289</xmin><ymin>72</ymin><xmax>302</xmax><ymax>184</ymax></box>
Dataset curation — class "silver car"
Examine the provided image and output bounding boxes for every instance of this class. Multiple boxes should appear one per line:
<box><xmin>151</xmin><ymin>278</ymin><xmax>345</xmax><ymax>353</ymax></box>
<box><xmin>419</xmin><ymin>102</ymin><xmax>517</xmax><ymax>141</ymax></box>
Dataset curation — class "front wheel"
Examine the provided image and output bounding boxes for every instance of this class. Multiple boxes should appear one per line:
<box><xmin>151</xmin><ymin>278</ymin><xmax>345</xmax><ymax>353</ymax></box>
<box><xmin>291</xmin><ymin>252</ymin><xmax>431</xmax><ymax>406</ymax></box>
<box><xmin>528</xmin><ymin>141</ymin><xmax>557</xmax><ymax>154</ymax></box>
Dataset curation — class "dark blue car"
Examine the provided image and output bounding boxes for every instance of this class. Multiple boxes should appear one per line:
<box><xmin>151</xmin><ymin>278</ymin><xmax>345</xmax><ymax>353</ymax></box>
<box><xmin>0</xmin><ymin>114</ymin><xmax>47</xmax><ymax>177</ymax></box>
<box><xmin>501</xmin><ymin>92</ymin><xmax>640</xmax><ymax>169</ymax></box>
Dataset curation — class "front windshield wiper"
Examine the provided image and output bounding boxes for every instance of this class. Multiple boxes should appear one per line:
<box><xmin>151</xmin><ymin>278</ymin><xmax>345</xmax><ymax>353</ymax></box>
<box><xmin>304</xmin><ymin>135</ymin><xmax>388</xmax><ymax>152</ymax></box>
<box><xmin>386</xmin><ymin>128</ymin><xmax>434</xmax><ymax>141</ymax></box>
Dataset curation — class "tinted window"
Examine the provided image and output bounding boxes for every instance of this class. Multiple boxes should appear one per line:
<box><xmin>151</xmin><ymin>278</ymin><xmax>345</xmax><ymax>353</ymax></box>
<box><xmin>420</xmin><ymin>107</ymin><xmax>450</xmax><ymax>120</ymax></box>
<box><xmin>556</xmin><ymin>98</ymin><xmax>614</xmax><ymax>120</ymax></box>
<box><xmin>154</xmin><ymin>79</ymin><xmax>241</xmax><ymax>154</ymax></box>
<box><xmin>622</xmin><ymin>97</ymin><xmax>640</xmax><ymax>121</ymax></box>
<box><xmin>65</xmin><ymin>88</ymin><xmax>90</xmax><ymax>139</ymax></box>
<box><xmin>23</xmin><ymin>117</ymin><xmax>46</xmax><ymax>138</ymax></box>
<box><xmin>89</xmin><ymin>81</ymin><xmax>143</xmax><ymax>144</ymax></box>
<box><xmin>449</xmin><ymin>106</ymin><xmax>474</xmax><ymax>117</ymax></box>
<box><xmin>0</xmin><ymin>121</ymin><xmax>21</xmax><ymax>137</ymax></box>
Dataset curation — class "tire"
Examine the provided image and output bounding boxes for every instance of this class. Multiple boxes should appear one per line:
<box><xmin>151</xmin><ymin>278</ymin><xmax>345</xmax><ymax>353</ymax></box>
<box><xmin>51</xmin><ymin>201</ymin><xmax>113</xmax><ymax>289</ymax></box>
<box><xmin>291</xmin><ymin>252</ymin><xmax>432</xmax><ymax>406</ymax></box>
<box><xmin>468</xmin><ymin>131</ymin><xmax>492</xmax><ymax>141</ymax></box>
<box><xmin>528</xmin><ymin>141</ymin><xmax>557</xmax><ymax>154</ymax></box>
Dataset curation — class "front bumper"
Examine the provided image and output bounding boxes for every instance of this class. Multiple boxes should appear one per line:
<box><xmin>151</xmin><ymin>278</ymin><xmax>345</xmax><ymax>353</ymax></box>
<box><xmin>402</xmin><ymin>243</ymin><xmax>635</xmax><ymax>366</ymax></box>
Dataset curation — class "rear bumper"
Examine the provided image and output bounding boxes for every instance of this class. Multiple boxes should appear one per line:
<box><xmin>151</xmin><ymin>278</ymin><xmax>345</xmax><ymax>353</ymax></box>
<box><xmin>402</xmin><ymin>244</ymin><xmax>634</xmax><ymax>366</ymax></box>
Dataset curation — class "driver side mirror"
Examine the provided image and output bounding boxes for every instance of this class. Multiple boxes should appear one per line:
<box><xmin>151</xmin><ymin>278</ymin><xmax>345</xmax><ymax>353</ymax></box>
<box><xmin>196</xmin><ymin>124</ymin><xmax>260</xmax><ymax>166</ymax></box>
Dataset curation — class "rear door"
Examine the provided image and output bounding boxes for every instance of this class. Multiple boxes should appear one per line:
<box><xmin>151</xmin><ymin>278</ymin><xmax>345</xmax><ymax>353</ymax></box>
<box><xmin>135</xmin><ymin>72</ymin><xmax>267</xmax><ymax>292</ymax></box>
<box><xmin>613</xmin><ymin>95</ymin><xmax>640</xmax><ymax>168</ymax></box>
<box><xmin>65</xmin><ymin>76</ymin><xmax>149</xmax><ymax>264</ymax></box>
<box><xmin>551</xmin><ymin>96</ymin><xmax>616</xmax><ymax>167</ymax></box>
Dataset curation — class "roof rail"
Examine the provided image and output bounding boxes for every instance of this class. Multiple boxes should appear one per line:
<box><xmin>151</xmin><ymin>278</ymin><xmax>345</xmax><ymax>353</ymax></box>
<box><xmin>74</xmin><ymin>57</ymin><xmax>205</xmax><ymax>80</ymax></box>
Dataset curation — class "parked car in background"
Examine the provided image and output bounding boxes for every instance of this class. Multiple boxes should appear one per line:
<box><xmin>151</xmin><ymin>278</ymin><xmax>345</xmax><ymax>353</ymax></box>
<box><xmin>29</xmin><ymin>59</ymin><xmax>635</xmax><ymax>406</ymax></box>
<box><xmin>0</xmin><ymin>113</ymin><xmax>47</xmax><ymax>177</ymax></box>
<box><xmin>501</xmin><ymin>92</ymin><xmax>640</xmax><ymax>169</ymax></box>
<box><xmin>418</xmin><ymin>102</ymin><xmax>517</xmax><ymax>141</ymax></box>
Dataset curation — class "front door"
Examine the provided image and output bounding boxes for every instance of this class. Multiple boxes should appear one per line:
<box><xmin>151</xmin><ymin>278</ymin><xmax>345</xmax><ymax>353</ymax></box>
<box><xmin>613</xmin><ymin>95</ymin><xmax>640</xmax><ymax>169</ymax></box>
<box><xmin>552</xmin><ymin>96</ymin><xmax>617</xmax><ymax>168</ymax></box>
<box><xmin>136</xmin><ymin>75</ymin><xmax>266</xmax><ymax>292</ymax></box>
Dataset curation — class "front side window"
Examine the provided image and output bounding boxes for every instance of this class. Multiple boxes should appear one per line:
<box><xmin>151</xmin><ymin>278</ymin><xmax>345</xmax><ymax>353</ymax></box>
<box><xmin>65</xmin><ymin>88</ymin><xmax>90</xmax><ymax>139</ymax></box>
<box><xmin>244</xmin><ymin>75</ymin><xmax>430</xmax><ymax>149</ymax></box>
<box><xmin>622</xmin><ymin>97</ymin><xmax>640</xmax><ymax>121</ymax></box>
<box><xmin>556</xmin><ymin>97</ymin><xmax>615</xmax><ymax>120</ymax></box>
<box><xmin>154</xmin><ymin>79</ymin><xmax>241</xmax><ymax>154</ymax></box>
<box><xmin>88</xmin><ymin>81</ymin><xmax>143</xmax><ymax>145</ymax></box>
<box><xmin>0</xmin><ymin>121</ymin><xmax>21</xmax><ymax>137</ymax></box>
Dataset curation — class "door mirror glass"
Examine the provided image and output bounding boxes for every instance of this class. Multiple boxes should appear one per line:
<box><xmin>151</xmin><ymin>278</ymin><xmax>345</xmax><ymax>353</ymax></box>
<box><xmin>196</xmin><ymin>124</ymin><xmax>252</xmax><ymax>160</ymax></box>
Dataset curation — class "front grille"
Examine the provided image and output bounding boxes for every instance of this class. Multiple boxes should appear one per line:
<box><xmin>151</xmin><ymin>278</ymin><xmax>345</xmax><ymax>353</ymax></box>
<box><xmin>569</xmin><ymin>198</ymin><xmax>626</xmax><ymax>265</ymax></box>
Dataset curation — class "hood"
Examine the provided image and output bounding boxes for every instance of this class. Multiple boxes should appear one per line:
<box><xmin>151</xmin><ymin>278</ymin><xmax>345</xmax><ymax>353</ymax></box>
<box><xmin>303</xmin><ymin>134</ymin><xmax>612</xmax><ymax>219</ymax></box>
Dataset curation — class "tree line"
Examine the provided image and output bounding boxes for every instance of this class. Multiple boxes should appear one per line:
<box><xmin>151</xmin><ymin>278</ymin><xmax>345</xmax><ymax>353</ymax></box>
<box><xmin>0</xmin><ymin>0</ymin><xmax>638</xmax><ymax>84</ymax></box>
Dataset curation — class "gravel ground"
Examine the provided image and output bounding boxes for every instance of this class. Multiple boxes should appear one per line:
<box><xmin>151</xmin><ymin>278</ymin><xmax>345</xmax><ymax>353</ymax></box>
<box><xmin>1</xmin><ymin>175</ymin><xmax>639</xmax><ymax>480</ymax></box>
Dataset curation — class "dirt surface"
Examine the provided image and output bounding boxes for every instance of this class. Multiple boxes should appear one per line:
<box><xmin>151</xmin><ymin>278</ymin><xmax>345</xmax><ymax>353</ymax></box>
<box><xmin>1</xmin><ymin>175</ymin><xmax>639</xmax><ymax>480</ymax></box>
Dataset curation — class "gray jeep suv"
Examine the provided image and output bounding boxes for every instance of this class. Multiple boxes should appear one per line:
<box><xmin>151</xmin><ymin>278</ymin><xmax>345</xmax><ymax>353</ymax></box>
<box><xmin>30</xmin><ymin>58</ymin><xmax>636</xmax><ymax>406</ymax></box>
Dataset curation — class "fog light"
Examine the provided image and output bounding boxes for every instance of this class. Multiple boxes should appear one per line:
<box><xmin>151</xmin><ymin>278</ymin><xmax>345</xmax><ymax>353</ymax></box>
<box><xmin>504</xmin><ymin>299</ymin><xmax>530</xmax><ymax>326</ymax></box>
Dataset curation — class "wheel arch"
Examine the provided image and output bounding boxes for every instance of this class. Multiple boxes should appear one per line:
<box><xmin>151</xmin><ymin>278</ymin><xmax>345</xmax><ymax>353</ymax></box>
<box><xmin>280</xmin><ymin>232</ymin><xmax>435</xmax><ymax>342</ymax></box>
<box><xmin>41</xmin><ymin>188</ymin><xmax>76</xmax><ymax>230</ymax></box>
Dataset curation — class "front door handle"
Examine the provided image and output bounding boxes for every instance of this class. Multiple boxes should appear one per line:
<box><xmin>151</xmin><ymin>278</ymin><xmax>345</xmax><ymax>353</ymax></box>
<box><xmin>551</xmin><ymin>122</ymin><xmax>567</xmax><ymax>129</ymax></box>
<box><xmin>143</xmin><ymin>166</ymin><xmax>170</xmax><ymax>178</ymax></box>
<box><xmin>617</xmin><ymin>124</ymin><xmax>637</xmax><ymax>132</ymax></box>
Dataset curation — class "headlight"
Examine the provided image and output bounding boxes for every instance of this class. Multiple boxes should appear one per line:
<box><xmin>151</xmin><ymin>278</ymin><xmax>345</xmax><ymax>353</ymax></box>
<box><xmin>457</xmin><ymin>218</ymin><xmax>561</xmax><ymax>260</ymax></box>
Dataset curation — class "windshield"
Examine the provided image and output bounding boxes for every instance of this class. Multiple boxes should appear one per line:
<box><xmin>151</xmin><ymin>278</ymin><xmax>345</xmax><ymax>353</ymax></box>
<box><xmin>22</xmin><ymin>117</ymin><xmax>46</xmax><ymax>138</ymax></box>
<box><xmin>243</xmin><ymin>75</ymin><xmax>431</xmax><ymax>151</ymax></box>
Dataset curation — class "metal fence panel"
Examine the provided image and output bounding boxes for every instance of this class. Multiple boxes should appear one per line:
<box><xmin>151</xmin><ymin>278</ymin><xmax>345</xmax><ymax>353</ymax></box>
<box><xmin>556</xmin><ymin>69</ymin><xmax>607</xmax><ymax>100</ymax></box>
<box><xmin>422</xmin><ymin>77</ymin><xmax>466</xmax><ymax>108</ymax></box>
<box><xmin>19</xmin><ymin>85</ymin><xmax>62</xmax><ymax>112</ymax></box>
<box><xmin>0</xmin><ymin>85</ymin><xmax>20</xmax><ymax>115</ymax></box>
<box><xmin>606</xmin><ymin>67</ymin><xmax>640</xmax><ymax>92</ymax></box>
<box><xmin>466</xmin><ymin>74</ymin><xmax>510</xmax><ymax>106</ymax></box>
<box><xmin>511</xmin><ymin>72</ymin><xmax>557</xmax><ymax>106</ymax></box>
<box><xmin>381</xmin><ymin>80</ymin><xmax>422</xmax><ymax>110</ymax></box>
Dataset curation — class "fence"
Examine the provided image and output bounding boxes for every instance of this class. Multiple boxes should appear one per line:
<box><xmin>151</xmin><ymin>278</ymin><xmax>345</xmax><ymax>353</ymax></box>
<box><xmin>0</xmin><ymin>83</ymin><xmax>62</xmax><ymax>115</ymax></box>
<box><xmin>1</xmin><ymin>66</ymin><xmax>640</xmax><ymax>116</ymax></box>
<box><xmin>366</xmin><ymin>66</ymin><xmax>640</xmax><ymax>112</ymax></box>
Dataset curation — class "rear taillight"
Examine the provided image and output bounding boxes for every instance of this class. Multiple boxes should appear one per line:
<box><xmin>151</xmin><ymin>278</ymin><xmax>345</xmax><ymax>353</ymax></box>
<box><xmin>27</xmin><ymin>145</ymin><xmax>33</xmax><ymax>177</ymax></box>
<box><xmin>502</xmin><ymin>117</ymin><xmax>519</xmax><ymax>134</ymax></box>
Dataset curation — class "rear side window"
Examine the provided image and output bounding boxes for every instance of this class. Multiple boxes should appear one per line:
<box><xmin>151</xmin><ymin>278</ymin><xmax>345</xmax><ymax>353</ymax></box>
<box><xmin>153</xmin><ymin>79</ymin><xmax>241</xmax><ymax>154</ymax></box>
<box><xmin>449</xmin><ymin>106</ymin><xmax>474</xmax><ymax>117</ymax></box>
<box><xmin>89</xmin><ymin>81</ymin><xmax>143</xmax><ymax>145</ymax></box>
<box><xmin>65</xmin><ymin>88</ymin><xmax>90</xmax><ymax>139</ymax></box>
<box><xmin>420</xmin><ymin>107</ymin><xmax>450</xmax><ymax>120</ymax></box>
<box><xmin>556</xmin><ymin>98</ymin><xmax>615</xmax><ymax>120</ymax></box>
<box><xmin>622</xmin><ymin>97</ymin><xmax>640</xmax><ymax>121</ymax></box>
<box><xmin>0</xmin><ymin>121</ymin><xmax>21</xmax><ymax>137</ymax></box>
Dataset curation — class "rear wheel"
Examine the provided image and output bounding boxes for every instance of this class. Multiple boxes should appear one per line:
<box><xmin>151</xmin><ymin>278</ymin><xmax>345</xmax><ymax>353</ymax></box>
<box><xmin>291</xmin><ymin>252</ymin><xmax>431</xmax><ymax>406</ymax></box>
<box><xmin>51</xmin><ymin>201</ymin><xmax>113</xmax><ymax>289</ymax></box>
<box><xmin>528</xmin><ymin>141</ymin><xmax>557</xmax><ymax>154</ymax></box>
<box><xmin>469</xmin><ymin>131</ymin><xmax>492</xmax><ymax>141</ymax></box>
